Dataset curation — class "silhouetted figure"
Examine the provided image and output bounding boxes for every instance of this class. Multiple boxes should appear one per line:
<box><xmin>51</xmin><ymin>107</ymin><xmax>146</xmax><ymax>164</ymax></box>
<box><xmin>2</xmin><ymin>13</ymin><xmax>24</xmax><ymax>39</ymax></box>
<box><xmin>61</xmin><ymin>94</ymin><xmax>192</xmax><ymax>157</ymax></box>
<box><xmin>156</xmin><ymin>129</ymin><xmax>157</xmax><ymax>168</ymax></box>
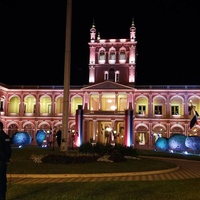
<box><xmin>0</xmin><ymin>121</ymin><xmax>12</xmax><ymax>200</ymax></box>
<box><xmin>47</xmin><ymin>132</ymin><xmax>53</xmax><ymax>147</ymax></box>
<box><xmin>56</xmin><ymin>130</ymin><xmax>62</xmax><ymax>147</ymax></box>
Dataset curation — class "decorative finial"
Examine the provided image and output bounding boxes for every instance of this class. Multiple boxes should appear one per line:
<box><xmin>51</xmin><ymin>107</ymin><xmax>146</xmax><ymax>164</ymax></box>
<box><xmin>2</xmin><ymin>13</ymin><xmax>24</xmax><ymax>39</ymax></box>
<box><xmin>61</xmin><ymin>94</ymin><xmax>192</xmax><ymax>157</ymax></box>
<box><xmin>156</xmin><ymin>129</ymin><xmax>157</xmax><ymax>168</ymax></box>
<box><xmin>132</xmin><ymin>18</ymin><xmax>135</xmax><ymax>27</ymax></box>
<box><xmin>97</xmin><ymin>32</ymin><xmax>101</xmax><ymax>40</ymax></box>
<box><xmin>92</xmin><ymin>18</ymin><xmax>95</xmax><ymax>28</ymax></box>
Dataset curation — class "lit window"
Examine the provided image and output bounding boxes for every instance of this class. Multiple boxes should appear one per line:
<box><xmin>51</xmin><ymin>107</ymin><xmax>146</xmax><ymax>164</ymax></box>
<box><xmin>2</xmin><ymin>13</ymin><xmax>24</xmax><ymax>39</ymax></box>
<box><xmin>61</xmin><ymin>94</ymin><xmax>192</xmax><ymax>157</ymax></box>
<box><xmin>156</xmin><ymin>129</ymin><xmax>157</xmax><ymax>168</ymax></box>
<box><xmin>154</xmin><ymin>106</ymin><xmax>162</xmax><ymax>115</ymax></box>
<box><xmin>171</xmin><ymin>106</ymin><xmax>179</xmax><ymax>115</ymax></box>
<box><xmin>138</xmin><ymin>105</ymin><xmax>146</xmax><ymax>115</ymax></box>
<box><xmin>99</xmin><ymin>50</ymin><xmax>105</xmax><ymax>60</ymax></box>
<box><xmin>120</xmin><ymin>50</ymin><xmax>126</xmax><ymax>60</ymax></box>
<box><xmin>110</xmin><ymin>50</ymin><xmax>116</xmax><ymax>60</ymax></box>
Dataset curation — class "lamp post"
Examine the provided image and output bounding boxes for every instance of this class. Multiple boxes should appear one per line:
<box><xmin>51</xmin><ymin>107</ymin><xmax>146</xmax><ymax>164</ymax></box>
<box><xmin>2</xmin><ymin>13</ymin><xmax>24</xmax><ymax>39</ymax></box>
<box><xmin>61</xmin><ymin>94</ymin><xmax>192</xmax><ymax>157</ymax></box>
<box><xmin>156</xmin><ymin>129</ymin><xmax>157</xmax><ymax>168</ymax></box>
<box><xmin>71</xmin><ymin>129</ymin><xmax>75</xmax><ymax>149</ymax></box>
<box><xmin>105</xmin><ymin>127</ymin><xmax>112</xmax><ymax>144</ymax></box>
<box><xmin>52</xmin><ymin>127</ymin><xmax>57</xmax><ymax>151</ymax></box>
<box><xmin>113</xmin><ymin>130</ymin><xmax>117</xmax><ymax>144</ymax></box>
<box><xmin>61</xmin><ymin>0</ymin><xmax>72</xmax><ymax>152</ymax></box>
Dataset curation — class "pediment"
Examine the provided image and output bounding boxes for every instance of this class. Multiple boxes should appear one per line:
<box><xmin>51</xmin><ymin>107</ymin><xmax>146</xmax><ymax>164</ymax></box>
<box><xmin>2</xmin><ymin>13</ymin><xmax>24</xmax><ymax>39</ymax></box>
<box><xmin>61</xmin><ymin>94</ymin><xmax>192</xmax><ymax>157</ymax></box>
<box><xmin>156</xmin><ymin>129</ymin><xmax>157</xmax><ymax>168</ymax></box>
<box><xmin>82</xmin><ymin>81</ymin><xmax>134</xmax><ymax>90</ymax></box>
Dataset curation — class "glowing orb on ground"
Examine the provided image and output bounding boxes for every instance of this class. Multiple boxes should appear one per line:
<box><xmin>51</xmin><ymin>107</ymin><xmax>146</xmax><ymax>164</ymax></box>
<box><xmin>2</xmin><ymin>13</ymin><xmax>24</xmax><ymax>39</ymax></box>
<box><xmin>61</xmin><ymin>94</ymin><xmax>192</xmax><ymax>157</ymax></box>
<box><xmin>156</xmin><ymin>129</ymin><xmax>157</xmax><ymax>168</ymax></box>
<box><xmin>155</xmin><ymin>137</ymin><xmax>168</xmax><ymax>151</ymax></box>
<box><xmin>12</xmin><ymin>132</ymin><xmax>32</xmax><ymax>145</ymax></box>
<box><xmin>185</xmin><ymin>136</ymin><xmax>200</xmax><ymax>150</ymax></box>
<box><xmin>168</xmin><ymin>134</ymin><xmax>187</xmax><ymax>151</ymax></box>
<box><xmin>36</xmin><ymin>130</ymin><xmax>46</xmax><ymax>147</ymax></box>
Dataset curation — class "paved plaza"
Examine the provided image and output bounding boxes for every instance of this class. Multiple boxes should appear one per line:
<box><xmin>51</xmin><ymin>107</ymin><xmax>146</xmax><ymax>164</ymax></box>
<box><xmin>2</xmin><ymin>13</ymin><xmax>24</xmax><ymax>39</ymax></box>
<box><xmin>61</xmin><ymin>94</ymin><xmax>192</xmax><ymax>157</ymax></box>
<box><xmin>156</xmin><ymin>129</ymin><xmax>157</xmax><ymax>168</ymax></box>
<box><xmin>7</xmin><ymin>157</ymin><xmax>200</xmax><ymax>183</ymax></box>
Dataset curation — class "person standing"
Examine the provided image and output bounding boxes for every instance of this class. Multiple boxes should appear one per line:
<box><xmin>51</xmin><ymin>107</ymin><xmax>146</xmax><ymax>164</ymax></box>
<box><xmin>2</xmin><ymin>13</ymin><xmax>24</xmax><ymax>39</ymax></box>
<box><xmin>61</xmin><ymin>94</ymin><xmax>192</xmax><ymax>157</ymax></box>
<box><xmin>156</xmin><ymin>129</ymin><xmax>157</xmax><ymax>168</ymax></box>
<box><xmin>48</xmin><ymin>132</ymin><xmax>53</xmax><ymax>147</ymax></box>
<box><xmin>56</xmin><ymin>129</ymin><xmax>62</xmax><ymax>148</ymax></box>
<box><xmin>0</xmin><ymin>121</ymin><xmax>12</xmax><ymax>200</ymax></box>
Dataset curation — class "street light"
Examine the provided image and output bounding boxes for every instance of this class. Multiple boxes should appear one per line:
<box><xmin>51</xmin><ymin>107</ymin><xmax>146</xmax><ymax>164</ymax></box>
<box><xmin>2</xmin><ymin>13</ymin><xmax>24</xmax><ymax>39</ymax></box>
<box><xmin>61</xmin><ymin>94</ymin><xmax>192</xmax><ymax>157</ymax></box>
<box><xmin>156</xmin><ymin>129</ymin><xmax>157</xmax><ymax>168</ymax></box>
<box><xmin>112</xmin><ymin>130</ymin><xmax>120</xmax><ymax>145</ymax></box>
<box><xmin>61</xmin><ymin>0</ymin><xmax>72</xmax><ymax>152</ymax></box>
<box><xmin>71</xmin><ymin>129</ymin><xmax>75</xmax><ymax>149</ymax></box>
<box><xmin>105</xmin><ymin>127</ymin><xmax>112</xmax><ymax>144</ymax></box>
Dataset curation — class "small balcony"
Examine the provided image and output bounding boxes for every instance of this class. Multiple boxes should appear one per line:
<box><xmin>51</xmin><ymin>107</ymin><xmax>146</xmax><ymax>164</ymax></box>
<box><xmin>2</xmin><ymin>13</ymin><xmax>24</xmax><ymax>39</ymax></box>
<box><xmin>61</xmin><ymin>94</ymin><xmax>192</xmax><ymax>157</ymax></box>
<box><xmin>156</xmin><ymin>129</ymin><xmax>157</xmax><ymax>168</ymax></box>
<box><xmin>84</xmin><ymin>110</ymin><xmax>125</xmax><ymax>115</ymax></box>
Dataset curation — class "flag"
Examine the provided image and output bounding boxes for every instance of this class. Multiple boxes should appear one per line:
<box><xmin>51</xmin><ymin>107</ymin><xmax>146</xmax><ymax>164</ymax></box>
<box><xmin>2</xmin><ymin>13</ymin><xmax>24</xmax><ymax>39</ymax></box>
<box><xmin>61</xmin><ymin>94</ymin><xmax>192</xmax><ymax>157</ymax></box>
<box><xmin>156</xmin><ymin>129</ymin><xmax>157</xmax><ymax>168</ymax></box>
<box><xmin>190</xmin><ymin>106</ymin><xmax>199</xmax><ymax>129</ymax></box>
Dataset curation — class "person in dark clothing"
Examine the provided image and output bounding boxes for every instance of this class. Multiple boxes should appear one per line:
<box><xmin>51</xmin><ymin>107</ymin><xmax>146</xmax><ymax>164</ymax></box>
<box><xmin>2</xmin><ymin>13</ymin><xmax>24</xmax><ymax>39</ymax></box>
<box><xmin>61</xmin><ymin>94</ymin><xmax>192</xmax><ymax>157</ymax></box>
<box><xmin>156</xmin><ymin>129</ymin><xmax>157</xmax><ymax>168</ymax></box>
<box><xmin>56</xmin><ymin>129</ymin><xmax>62</xmax><ymax>147</ymax></box>
<box><xmin>0</xmin><ymin>121</ymin><xmax>12</xmax><ymax>200</ymax></box>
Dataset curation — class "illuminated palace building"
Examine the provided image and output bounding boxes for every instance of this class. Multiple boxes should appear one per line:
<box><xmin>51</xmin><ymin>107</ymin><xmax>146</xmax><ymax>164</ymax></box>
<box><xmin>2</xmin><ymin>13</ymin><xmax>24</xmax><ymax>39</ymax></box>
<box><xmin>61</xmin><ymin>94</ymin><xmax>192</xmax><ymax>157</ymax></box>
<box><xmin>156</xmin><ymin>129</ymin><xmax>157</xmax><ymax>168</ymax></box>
<box><xmin>0</xmin><ymin>20</ymin><xmax>199</xmax><ymax>148</ymax></box>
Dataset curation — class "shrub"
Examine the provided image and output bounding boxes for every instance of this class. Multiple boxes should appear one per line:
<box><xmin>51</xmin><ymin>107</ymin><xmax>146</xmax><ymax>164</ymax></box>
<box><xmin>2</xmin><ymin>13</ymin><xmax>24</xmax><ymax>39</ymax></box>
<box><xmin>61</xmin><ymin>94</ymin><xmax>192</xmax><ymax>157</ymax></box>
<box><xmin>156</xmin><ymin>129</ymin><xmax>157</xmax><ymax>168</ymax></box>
<box><xmin>42</xmin><ymin>154</ymin><xmax>100</xmax><ymax>164</ymax></box>
<box><xmin>91</xmin><ymin>142</ymin><xmax>104</xmax><ymax>155</ymax></box>
<box><xmin>78</xmin><ymin>141</ymin><xmax>93</xmax><ymax>154</ymax></box>
<box><xmin>79</xmin><ymin>142</ymin><xmax>138</xmax><ymax>158</ymax></box>
<box><xmin>109</xmin><ymin>150</ymin><xmax>126</xmax><ymax>162</ymax></box>
<box><xmin>41</xmin><ymin>142</ymin><xmax>139</xmax><ymax>164</ymax></box>
<box><xmin>113</xmin><ymin>143</ymin><xmax>126</xmax><ymax>155</ymax></box>
<box><xmin>126</xmin><ymin>146</ymin><xmax>138</xmax><ymax>157</ymax></box>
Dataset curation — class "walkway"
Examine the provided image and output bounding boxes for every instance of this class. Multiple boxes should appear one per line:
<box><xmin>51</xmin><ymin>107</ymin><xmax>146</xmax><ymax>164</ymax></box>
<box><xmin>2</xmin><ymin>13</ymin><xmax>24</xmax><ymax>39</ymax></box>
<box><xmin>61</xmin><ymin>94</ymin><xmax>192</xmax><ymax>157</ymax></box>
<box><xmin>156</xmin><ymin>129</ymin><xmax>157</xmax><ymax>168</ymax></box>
<box><xmin>7</xmin><ymin>158</ymin><xmax>200</xmax><ymax>183</ymax></box>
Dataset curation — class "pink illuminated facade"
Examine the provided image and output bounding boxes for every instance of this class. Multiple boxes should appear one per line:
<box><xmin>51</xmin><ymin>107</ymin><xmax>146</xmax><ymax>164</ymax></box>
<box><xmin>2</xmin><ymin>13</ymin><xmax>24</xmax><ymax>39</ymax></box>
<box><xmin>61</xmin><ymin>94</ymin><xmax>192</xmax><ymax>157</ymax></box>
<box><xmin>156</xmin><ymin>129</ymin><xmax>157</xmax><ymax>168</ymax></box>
<box><xmin>0</xmin><ymin>19</ymin><xmax>200</xmax><ymax>148</ymax></box>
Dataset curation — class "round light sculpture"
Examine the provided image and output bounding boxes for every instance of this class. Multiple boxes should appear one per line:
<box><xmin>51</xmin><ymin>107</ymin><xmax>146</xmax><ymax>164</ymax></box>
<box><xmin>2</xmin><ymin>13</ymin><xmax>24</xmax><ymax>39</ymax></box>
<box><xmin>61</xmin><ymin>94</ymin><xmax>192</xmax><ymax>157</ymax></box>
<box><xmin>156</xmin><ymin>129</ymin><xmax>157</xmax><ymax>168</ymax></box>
<box><xmin>185</xmin><ymin>136</ymin><xmax>200</xmax><ymax>151</ymax></box>
<box><xmin>168</xmin><ymin>133</ymin><xmax>187</xmax><ymax>151</ymax></box>
<box><xmin>155</xmin><ymin>137</ymin><xmax>168</xmax><ymax>151</ymax></box>
<box><xmin>36</xmin><ymin>130</ymin><xmax>46</xmax><ymax>147</ymax></box>
<box><xmin>12</xmin><ymin>131</ymin><xmax>32</xmax><ymax>146</ymax></box>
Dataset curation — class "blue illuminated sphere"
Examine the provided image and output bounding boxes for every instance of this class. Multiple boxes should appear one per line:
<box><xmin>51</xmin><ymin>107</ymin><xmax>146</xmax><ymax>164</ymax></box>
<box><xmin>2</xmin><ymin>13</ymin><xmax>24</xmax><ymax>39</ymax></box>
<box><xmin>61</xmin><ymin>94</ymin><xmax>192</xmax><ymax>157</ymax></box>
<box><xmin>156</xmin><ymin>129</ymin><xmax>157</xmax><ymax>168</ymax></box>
<box><xmin>185</xmin><ymin>136</ymin><xmax>200</xmax><ymax>150</ymax></box>
<box><xmin>36</xmin><ymin>130</ymin><xmax>46</xmax><ymax>147</ymax></box>
<box><xmin>155</xmin><ymin>137</ymin><xmax>168</xmax><ymax>151</ymax></box>
<box><xmin>168</xmin><ymin>134</ymin><xmax>187</xmax><ymax>151</ymax></box>
<box><xmin>12</xmin><ymin>132</ymin><xmax>32</xmax><ymax>145</ymax></box>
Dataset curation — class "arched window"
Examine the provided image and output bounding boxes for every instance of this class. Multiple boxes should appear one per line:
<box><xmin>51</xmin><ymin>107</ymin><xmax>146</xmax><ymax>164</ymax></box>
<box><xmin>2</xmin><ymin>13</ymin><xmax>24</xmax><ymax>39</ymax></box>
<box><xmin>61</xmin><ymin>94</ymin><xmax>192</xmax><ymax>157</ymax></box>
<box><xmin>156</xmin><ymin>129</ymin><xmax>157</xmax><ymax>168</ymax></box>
<box><xmin>24</xmin><ymin>95</ymin><xmax>36</xmax><ymax>114</ymax></box>
<box><xmin>55</xmin><ymin>96</ymin><xmax>63</xmax><ymax>115</ymax></box>
<box><xmin>99</xmin><ymin>50</ymin><xmax>105</xmax><ymax>60</ymax></box>
<box><xmin>104</xmin><ymin>71</ymin><xmax>108</xmax><ymax>80</ymax></box>
<box><xmin>40</xmin><ymin>95</ymin><xmax>52</xmax><ymax>115</ymax></box>
<box><xmin>0</xmin><ymin>97</ymin><xmax>4</xmax><ymax>112</ymax></box>
<box><xmin>109</xmin><ymin>68</ymin><xmax>115</xmax><ymax>81</ymax></box>
<box><xmin>110</xmin><ymin>50</ymin><xmax>116</xmax><ymax>60</ymax></box>
<box><xmin>99</xmin><ymin>49</ymin><xmax>106</xmax><ymax>64</ymax></box>
<box><xmin>120</xmin><ymin>50</ymin><xmax>126</xmax><ymax>60</ymax></box>
<box><xmin>8</xmin><ymin>123</ymin><xmax>18</xmax><ymax>138</ymax></box>
<box><xmin>71</xmin><ymin>96</ymin><xmax>83</xmax><ymax>116</ymax></box>
<box><xmin>109</xmin><ymin>48</ymin><xmax>116</xmax><ymax>64</ymax></box>
<box><xmin>115</xmin><ymin>71</ymin><xmax>120</xmax><ymax>82</ymax></box>
<box><xmin>8</xmin><ymin>96</ymin><xmax>20</xmax><ymax>114</ymax></box>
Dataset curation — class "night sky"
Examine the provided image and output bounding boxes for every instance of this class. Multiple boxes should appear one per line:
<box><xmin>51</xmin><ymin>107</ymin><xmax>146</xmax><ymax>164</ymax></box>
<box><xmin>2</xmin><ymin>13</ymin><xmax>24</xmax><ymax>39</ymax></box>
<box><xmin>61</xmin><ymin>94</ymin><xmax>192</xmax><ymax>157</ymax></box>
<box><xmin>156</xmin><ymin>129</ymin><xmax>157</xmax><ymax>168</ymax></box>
<box><xmin>1</xmin><ymin>0</ymin><xmax>200</xmax><ymax>86</ymax></box>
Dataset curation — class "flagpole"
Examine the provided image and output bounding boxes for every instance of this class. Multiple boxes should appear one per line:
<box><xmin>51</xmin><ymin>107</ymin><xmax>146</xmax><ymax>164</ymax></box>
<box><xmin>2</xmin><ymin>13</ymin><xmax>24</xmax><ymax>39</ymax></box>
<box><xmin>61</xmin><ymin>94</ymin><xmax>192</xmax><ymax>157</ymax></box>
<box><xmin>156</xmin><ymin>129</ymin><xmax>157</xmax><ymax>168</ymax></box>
<box><xmin>61</xmin><ymin>0</ymin><xmax>72</xmax><ymax>152</ymax></box>
<box><xmin>189</xmin><ymin>100</ymin><xmax>199</xmax><ymax>130</ymax></box>
<box><xmin>190</xmin><ymin>100</ymin><xmax>193</xmax><ymax>107</ymax></box>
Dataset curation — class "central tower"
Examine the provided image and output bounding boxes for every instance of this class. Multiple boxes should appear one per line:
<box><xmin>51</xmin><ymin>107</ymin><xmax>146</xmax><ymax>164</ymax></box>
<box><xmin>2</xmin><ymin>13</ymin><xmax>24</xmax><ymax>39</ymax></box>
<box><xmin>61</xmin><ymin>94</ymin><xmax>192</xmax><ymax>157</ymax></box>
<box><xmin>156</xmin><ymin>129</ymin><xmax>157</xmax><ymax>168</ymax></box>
<box><xmin>88</xmin><ymin>19</ymin><xmax>137</xmax><ymax>85</ymax></box>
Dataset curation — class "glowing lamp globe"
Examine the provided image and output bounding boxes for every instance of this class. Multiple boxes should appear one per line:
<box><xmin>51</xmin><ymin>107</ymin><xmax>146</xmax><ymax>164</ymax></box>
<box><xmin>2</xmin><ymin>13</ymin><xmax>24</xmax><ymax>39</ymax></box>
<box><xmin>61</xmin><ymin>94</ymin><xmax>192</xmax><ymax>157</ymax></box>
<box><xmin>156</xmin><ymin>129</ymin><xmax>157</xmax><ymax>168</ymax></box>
<box><xmin>12</xmin><ymin>132</ymin><xmax>32</xmax><ymax>145</ymax></box>
<box><xmin>168</xmin><ymin>134</ymin><xmax>187</xmax><ymax>151</ymax></box>
<box><xmin>155</xmin><ymin>137</ymin><xmax>168</xmax><ymax>151</ymax></box>
<box><xmin>36</xmin><ymin>130</ymin><xmax>46</xmax><ymax>147</ymax></box>
<box><xmin>185</xmin><ymin>136</ymin><xmax>200</xmax><ymax>150</ymax></box>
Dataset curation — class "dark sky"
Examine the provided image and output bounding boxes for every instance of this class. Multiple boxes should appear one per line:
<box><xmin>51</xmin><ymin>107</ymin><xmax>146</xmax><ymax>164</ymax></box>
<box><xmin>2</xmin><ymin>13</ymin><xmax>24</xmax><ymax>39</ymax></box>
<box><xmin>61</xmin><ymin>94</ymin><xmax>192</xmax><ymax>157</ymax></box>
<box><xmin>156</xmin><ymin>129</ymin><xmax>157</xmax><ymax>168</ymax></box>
<box><xmin>1</xmin><ymin>0</ymin><xmax>200</xmax><ymax>86</ymax></box>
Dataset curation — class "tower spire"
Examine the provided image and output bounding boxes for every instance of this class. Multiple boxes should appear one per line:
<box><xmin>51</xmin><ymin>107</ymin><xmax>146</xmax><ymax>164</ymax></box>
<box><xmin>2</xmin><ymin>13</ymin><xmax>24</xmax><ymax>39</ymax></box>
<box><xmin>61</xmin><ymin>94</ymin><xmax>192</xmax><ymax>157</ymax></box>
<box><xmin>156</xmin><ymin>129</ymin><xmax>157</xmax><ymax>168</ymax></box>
<box><xmin>92</xmin><ymin>18</ymin><xmax>95</xmax><ymax>28</ymax></box>
<box><xmin>90</xmin><ymin>18</ymin><xmax>96</xmax><ymax>42</ymax></box>
<box><xmin>97</xmin><ymin>31</ymin><xmax>101</xmax><ymax>40</ymax></box>
<box><xmin>130</xmin><ymin>18</ymin><xmax>136</xmax><ymax>42</ymax></box>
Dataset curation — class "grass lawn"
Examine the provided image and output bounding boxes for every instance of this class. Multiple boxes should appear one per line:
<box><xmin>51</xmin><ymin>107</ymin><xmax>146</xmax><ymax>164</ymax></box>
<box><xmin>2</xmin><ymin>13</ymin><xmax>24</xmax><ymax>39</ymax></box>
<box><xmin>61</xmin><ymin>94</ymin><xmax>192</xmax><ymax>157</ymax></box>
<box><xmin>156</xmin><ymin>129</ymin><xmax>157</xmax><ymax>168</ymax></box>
<box><xmin>7</xmin><ymin>179</ymin><xmax>200</xmax><ymax>200</ymax></box>
<box><xmin>8</xmin><ymin>146</ymin><xmax>178</xmax><ymax>174</ymax></box>
<box><xmin>6</xmin><ymin>146</ymin><xmax>200</xmax><ymax>200</ymax></box>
